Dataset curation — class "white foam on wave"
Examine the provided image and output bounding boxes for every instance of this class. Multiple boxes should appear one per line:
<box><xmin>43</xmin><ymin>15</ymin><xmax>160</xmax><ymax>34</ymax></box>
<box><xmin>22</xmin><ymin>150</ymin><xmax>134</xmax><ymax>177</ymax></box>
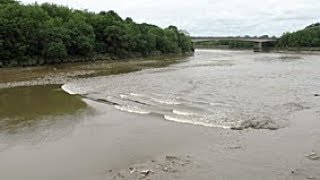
<box><xmin>129</xmin><ymin>93</ymin><xmax>144</xmax><ymax>97</ymax></box>
<box><xmin>114</xmin><ymin>105</ymin><xmax>151</xmax><ymax>115</ymax></box>
<box><xmin>120</xmin><ymin>94</ymin><xmax>128</xmax><ymax>99</ymax></box>
<box><xmin>151</xmin><ymin>97</ymin><xmax>181</xmax><ymax>105</ymax></box>
<box><xmin>163</xmin><ymin>115</ymin><xmax>231</xmax><ymax>129</ymax></box>
<box><xmin>172</xmin><ymin>109</ymin><xmax>195</xmax><ymax>116</ymax></box>
<box><xmin>61</xmin><ymin>84</ymin><xmax>78</xmax><ymax>95</ymax></box>
<box><xmin>209</xmin><ymin>102</ymin><xmax>232</xmax><ymax>107</ymax></box>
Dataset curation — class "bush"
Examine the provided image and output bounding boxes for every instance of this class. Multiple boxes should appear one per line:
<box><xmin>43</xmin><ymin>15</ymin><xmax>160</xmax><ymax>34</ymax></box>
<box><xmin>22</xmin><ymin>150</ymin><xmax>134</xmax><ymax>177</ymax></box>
<box><xmin>43</xmin><ymin>42</ymin><xmax>68</xmax><ymax>59</ymax></box>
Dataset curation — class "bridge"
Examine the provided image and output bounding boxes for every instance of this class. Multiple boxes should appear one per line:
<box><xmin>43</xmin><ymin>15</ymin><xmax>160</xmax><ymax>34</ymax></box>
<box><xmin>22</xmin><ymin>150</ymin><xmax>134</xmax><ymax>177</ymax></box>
<box><xmin>191</xmin><ymin>36</ymin><xmax>278</xmax><ymax>52</ymax></box>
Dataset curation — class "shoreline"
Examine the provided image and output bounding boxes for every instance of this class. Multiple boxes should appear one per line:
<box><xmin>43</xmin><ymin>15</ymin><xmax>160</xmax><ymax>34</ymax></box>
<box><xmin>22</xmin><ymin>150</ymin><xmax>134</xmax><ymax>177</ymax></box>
<box><xmin>0</xmin><ymin>52</ymin><xmax>194</xmax><ymax>69</ymax></box>
<box><xmin>0</xmin><ymin>54</ymin><xmax>190</xmax><ymax>89</ymax></box>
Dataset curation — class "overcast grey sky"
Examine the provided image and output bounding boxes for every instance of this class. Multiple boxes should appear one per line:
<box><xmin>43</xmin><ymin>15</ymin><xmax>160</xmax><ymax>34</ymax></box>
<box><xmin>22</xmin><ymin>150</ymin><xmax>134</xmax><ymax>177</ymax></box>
<box><xmin>21</xmin><ymin>0</ymin><xmax>320</xmax><ymax>36</ymax></box>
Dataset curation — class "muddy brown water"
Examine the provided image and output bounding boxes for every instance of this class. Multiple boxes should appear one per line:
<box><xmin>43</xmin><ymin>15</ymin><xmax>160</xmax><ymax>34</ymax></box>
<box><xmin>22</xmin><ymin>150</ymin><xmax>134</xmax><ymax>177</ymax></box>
<box><xmin>1</xmin><ymin>49</ymin><xmax>320</xmax><ymax>180</ymax></box>
<box><xmin>62</xmin><ymin>49</ymin><xmax>320</xmax><ymax>130</ymax></box>
<box><xmin>0</xmin><ymin>85</ymin><xmax>87</xmax><ymax>133</ymax></box>
<box><xmin>1</xmin><ymin>49</ymin><xmax>320</xmax><ymax>139</ymax></box>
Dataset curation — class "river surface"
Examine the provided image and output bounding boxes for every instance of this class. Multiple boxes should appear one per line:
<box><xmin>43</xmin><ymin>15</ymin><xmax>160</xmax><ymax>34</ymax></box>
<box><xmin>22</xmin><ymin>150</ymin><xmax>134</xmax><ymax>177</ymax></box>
<box><xmin>62</xmin><ymin>49</ymin><xmax>320</xmax><ymax>130</ymax></box>
<box><xmin>1</xmin><ymin>49</ymin><xmax>320</xmax><ymax>180</ymax></box>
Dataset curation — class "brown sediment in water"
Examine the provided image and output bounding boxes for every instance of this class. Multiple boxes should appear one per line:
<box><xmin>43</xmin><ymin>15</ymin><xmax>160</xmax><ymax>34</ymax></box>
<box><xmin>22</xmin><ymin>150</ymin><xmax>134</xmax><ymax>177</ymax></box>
<box><xmin>1</xmin><ymin>50</ymin><xmax>320</xmax><ymax>180</ymax></box>
<box><xmin>0</xmin><ymin>85</ymin><xmax>87</xmax><ymax>133</ymax></box>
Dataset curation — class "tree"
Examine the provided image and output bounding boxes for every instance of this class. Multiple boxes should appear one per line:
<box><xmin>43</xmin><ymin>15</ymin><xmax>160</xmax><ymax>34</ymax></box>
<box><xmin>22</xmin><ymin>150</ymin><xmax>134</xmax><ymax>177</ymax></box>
<box><xmin>0</xmin><ymin>0</ymin><xmax>17</xmax><ymax>4</ymax></box>
<box><xmin>276</xmin><ymin>23</ymin><xmax>320</xmax><ymax>48</ymax></box>
<box><xmin>43</xmin><ymin>42</ymin><xmax>67</xmax><ymax>60</ymax></box>
<box><xmin>65</xmin><ymin>19</ymin><xmax>95</xmax><ymax>56</ymax></box>
<box><xmin>0</xmin><ymin>0</ymin><xmax>193</xmax><ymax>67</ymax></box>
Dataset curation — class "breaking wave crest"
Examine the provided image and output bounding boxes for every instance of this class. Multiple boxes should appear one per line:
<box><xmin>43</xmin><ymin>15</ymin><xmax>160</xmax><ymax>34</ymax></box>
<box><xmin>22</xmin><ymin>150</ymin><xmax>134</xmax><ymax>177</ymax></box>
<box><xmin>114</xmin><ymin>105</ymin><xmax>151</xmax><ymax>115</ymax></box>
<box><xmin>232</xmin><ymin>116</ymin><xmax>282</xmax><ymax>130</ymax></box>
<box><xmin>151</xmin><ymin>97</ymin><xmax>181</xmax><ymax>105</ymax></box>
<box><xmin>61</xmin><ymin>84</ymin><xmax>78</xmax><ymax>95</ymax></box>
<box><xmin>164</xmin><ymin>115</ymin><xmax>232</xmax><ymax>129</ymax></box>
<box><xmin>61</xmin><ymin>85</ymin><xmax>285</xmax><ymax>131</ymax></box>
<box><xmin>172</xmin><ymin>109</ymin><xmax>195</xmax><ymax>116</ymax></box>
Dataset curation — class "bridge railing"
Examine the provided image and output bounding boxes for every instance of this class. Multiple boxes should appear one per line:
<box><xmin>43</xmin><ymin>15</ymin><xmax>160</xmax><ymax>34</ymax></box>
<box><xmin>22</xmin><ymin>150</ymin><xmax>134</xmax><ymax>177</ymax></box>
<box><xmin>191</xmin><ymin>36</ymin><xmax>278</xmax><ymax>43</ymax></box>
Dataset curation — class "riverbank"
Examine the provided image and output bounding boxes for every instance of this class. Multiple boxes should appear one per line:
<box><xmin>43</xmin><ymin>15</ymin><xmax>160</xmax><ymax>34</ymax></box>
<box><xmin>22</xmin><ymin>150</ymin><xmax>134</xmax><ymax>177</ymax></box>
<box><xmin>0</xmin><ymin>55</ymin><xmax>189</xmax><ymax>89</ymax></box>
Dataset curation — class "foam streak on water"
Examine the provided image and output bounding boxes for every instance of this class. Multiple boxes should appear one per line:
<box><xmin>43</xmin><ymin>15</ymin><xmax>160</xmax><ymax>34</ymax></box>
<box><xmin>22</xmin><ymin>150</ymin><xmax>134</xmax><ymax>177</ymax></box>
<box><xmin>62</xmin><ymin>50</ymin><xmax>320</xmax><ymax>130</ymax></box>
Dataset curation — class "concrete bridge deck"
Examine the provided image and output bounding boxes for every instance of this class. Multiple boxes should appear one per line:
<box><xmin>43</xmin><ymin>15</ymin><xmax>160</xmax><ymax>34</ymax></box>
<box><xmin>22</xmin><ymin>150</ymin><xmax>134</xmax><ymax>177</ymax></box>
<box><xmin>191</xmin><ymin>36</ymin><xmax>278</xmax><ymax>52</ymax></box>
<box><xmin>191</xmin><ymin>36</ymin><xmax>277</xmax><ymax>43</ymax></box>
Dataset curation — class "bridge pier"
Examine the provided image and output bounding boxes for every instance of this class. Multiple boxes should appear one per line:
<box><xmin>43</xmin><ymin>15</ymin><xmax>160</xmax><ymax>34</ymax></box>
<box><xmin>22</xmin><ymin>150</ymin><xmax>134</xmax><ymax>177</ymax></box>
<box><xmin>253</xmin><ymin>42</ymin><xmax>273</xmax><ymax>52</ymax></box>
<box><xmin>253</xmin><ymin>42</ymin><xmax>263</xmax><ymax>52</ymax></box>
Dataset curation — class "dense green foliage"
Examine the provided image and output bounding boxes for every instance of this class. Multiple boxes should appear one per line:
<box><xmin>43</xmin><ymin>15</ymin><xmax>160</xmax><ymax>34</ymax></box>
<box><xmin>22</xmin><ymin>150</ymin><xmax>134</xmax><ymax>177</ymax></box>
<box><xmin>277</xmin><ymin>23</ymin><xmax>320</xmax><ymax>48</ymax></box>
<box><xmin>194</xmin><ymin>40</ymin><xmax>254</xmax><ymax>49</ymax></box>
<box><xmin>0</xmin><ymin>0</ymin><xmax>193</xmax><ymax>67</ymax></box>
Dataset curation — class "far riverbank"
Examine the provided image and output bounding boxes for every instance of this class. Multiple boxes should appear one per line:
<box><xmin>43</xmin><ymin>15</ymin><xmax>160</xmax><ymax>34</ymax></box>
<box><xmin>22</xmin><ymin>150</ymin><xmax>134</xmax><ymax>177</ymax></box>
<box><xmin>0</xmin><ymin>54</ymin><xmax>190</xmax><ymax>89</ymax></box>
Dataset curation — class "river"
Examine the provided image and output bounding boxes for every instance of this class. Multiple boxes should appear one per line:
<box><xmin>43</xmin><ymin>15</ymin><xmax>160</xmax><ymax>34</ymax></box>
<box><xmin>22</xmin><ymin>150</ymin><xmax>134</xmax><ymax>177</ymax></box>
<box><xmin>62</xmin><ymin>49</ymin><xmax>320</xmax><ymax>130</ymax></box>
<box><xmin>1</xmin><ymin>49</ymin><xmax>320</xmax><ymax>180</ymax></box>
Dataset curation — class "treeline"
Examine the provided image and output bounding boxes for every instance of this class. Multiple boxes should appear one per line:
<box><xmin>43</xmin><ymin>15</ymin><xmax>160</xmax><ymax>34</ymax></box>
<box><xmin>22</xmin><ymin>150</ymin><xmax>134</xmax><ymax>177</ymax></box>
<box><xmin>277</xmin><ymin>23</ymin><xmax>320</xmax><ymax>48</ymax></box>
<box><xmin>0</xmin><ymin>0</ymin><xmax>193</xmax><ymax>67</ymax></box>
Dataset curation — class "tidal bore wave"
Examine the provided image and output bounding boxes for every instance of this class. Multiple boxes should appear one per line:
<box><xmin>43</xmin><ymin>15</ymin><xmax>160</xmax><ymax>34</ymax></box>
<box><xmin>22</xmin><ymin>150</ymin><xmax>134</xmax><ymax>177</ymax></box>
<box><xmin>61</xmin><ymin>84</ymin><xmax>284</xmax><ymax>130</ymax></box>
<box><xmin>60</xmin><ymin>50</ymin><xmax>314</xmax><ymax>130</ymax></box>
